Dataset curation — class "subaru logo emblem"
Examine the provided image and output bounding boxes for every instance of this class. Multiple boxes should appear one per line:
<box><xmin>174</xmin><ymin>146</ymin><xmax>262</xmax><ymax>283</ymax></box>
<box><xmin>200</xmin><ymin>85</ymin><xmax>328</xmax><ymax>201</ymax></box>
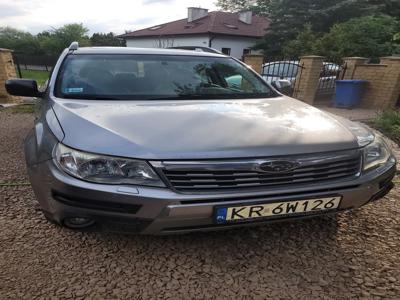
<box><xmin>258</xmin><ymin>160</ymin><xmax>300</xmax><ymax>173</ymax></box>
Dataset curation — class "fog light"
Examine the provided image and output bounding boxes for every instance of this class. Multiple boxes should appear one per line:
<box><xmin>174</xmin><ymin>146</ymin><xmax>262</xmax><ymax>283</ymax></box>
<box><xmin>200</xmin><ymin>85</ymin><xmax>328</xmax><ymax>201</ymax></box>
<box><xmin>63</xmin><ymin>217</ymin><xmax>95</xmax><ymax>229</ymax></box>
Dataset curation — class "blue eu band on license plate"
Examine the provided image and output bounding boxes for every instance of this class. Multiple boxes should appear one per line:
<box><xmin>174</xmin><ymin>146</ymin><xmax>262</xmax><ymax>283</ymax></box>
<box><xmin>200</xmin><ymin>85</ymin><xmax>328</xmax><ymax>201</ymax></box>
<box><xmin>215</xmin><ymin>196</ymin><xmax>341</xmax><ymax>223</ymax></box>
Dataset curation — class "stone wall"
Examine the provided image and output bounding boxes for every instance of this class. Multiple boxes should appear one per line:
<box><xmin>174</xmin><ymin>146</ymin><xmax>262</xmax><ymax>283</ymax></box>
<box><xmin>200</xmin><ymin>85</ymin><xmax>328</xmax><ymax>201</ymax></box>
<box><xmin>0</xmin><ymin>48</ymin><xmax>20</xmax><ymax>103</ymax></box>
<box><xmin>243</xmin><ymin>54</ymin><xmax>400</xmax><ymax>109</ymax></box>
<box><xmin>343</xmin><ymin>57</ymin><xmax>400</xmax><ymax>109</ymax></box>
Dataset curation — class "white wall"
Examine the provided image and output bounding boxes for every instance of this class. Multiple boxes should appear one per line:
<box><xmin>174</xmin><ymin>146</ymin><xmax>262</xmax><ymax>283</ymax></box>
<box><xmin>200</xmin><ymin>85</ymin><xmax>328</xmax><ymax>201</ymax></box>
<box><xmin>126</xmin><ymin>35</ymin><xmax>210</xmax><ymax>49</ymax></box>
<box><xmin>125</xmin><ymin>35</ymin><xmax>261</xmax><ymax>59</ymax></box>
<box><xmin>210</xmin><ymin>36</ymin><xmax>261</xmax><ymax>59</ymax></box>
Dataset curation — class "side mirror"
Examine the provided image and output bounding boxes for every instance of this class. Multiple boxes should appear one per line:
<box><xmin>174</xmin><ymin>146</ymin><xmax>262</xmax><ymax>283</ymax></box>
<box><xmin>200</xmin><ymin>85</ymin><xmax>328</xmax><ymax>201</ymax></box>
<box><xmin>5</xmin><ymin>79</ymin><xmax>43</xmax><ymax>97</ymax></box>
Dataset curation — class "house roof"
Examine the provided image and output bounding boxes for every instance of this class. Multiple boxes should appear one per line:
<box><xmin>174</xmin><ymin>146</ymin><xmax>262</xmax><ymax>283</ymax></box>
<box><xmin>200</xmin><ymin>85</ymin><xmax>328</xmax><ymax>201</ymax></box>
<box><xmin>119</xmin><ymin>11</ymin><xmax>270</xmax><ymax>39</ymax></box>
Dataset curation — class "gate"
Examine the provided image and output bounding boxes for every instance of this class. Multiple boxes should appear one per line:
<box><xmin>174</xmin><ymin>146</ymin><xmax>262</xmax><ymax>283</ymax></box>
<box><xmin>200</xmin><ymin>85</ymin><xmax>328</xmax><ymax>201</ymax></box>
<box><xmin>316</xmin><ymin>61</ymin><xmax>347</xmax><ymax>96</ymax></box>
<box><xmin>12</xmin><ymin>53</ymin><xmax>58</xmax><ymax>78</ymax></box>
<box><xmin>261</xmin><ymin>58</ymin><xmax>304</xmax><ymax>97</ymax></box>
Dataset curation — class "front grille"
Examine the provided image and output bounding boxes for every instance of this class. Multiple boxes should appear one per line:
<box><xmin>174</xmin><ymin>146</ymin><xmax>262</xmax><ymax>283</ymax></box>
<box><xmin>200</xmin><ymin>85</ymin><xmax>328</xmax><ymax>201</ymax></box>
<box><xmin>154</xmin><ymin>150</ymin><xmax>361</xmax><ymax>193</ymax></box>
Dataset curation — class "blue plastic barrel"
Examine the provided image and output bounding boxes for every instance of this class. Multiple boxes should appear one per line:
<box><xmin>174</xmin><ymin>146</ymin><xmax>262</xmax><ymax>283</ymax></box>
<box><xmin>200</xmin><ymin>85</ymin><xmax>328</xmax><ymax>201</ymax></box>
<box><xmin>333</xmin><ymin>80</ymin><xmax>367</xmax><ymax>108</ymax></box>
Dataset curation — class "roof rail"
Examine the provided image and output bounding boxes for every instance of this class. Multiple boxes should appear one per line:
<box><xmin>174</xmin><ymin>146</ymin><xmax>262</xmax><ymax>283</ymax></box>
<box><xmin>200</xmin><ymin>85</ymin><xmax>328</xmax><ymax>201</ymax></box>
<box><xmin>68</xmin><ymin>41</ymin><xmax>79</xmax><ymax>51</ymax></box>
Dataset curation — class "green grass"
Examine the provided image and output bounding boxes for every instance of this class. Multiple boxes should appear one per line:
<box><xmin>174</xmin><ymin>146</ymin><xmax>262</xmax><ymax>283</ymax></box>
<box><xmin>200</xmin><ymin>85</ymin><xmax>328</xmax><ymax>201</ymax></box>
<box><xmin>373</xmin><ymin>110</ymin><xmax>400</xmax><ymax>144</ymax></box>
<box><xmin>20</xmin><ymin>69</ymin><xmax>49</xmax><ymax>87</ymax></box>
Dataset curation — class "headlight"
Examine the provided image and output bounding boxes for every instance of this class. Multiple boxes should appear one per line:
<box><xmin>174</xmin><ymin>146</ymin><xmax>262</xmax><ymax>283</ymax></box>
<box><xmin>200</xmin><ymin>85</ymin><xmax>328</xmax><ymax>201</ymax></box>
<box><xmin>337</xmin><ymin>118</ymin><xmax>375</xmax><ymax>147</ymax></box>
<box><xmin>363</xmin><ymin>137</ymin><xmax>391</xmax><ymax>171</ymax></box>
<box><xmin>55</xmin><ymin>143</ymin><xmax>165</xmax><ymax>187</ymax></box>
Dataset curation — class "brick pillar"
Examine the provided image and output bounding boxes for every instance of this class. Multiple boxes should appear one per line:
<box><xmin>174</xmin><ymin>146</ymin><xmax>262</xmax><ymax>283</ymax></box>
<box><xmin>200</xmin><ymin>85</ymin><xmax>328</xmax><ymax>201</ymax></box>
<box><xmin>342</xmin><ymin>57</ymin><xmax>368</xmax><ymax>79</ymax></box>
<box><xmin>379</xmin><ymin>57</ymin><xmax>400</xmax><ymax>108</ymax></box>
<box><xmin>0</xmin><ymin>48</ymin><xmax>20</xmax><ymax>103</ymax></box>
<box><xmin>243</xmin><ymin>54</ymin><xmax>263</xmax><ymax>74</ymax></box>
<box><xmin>293</xmin><ymin>55</ymin><xmax>324</xmax><ymax>105</ymax></box>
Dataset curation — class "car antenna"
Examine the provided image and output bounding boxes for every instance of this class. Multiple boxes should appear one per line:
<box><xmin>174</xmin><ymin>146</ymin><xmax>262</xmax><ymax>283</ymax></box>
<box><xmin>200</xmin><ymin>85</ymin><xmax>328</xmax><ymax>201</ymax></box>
<box><xmin>68</xmin><ymin>41</ymin><xmax>79</xmax><ymax>51</ymax></box>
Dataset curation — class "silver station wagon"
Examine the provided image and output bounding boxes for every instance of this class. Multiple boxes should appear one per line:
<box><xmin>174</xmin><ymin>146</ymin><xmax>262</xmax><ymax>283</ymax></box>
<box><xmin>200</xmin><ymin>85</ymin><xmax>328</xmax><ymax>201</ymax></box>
<box><xmin>6</xmin><ymin>42</ymin><xmax>396</xmax><ymax>234</ymax></box>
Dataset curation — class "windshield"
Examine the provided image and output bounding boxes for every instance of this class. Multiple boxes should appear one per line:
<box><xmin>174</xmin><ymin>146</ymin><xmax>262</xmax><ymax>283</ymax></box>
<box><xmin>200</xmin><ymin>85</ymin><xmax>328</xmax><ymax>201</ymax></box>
<box><xmin>55</xmin><ymin>54</ymin><xmax>275</xmax><ymax>100</ymax></box>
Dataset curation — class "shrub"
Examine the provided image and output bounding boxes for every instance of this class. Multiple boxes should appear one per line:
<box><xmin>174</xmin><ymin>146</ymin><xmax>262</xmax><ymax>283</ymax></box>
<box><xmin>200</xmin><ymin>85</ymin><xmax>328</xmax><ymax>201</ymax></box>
<box><xmin>374</xmin><ymin>110</ymin><xmax>400</xmax><ymax>143</ymax></box>
<box><xmin>314</xmin><ymin>15</ymin><xmax>400</xmax><ymax>61</ymax></box>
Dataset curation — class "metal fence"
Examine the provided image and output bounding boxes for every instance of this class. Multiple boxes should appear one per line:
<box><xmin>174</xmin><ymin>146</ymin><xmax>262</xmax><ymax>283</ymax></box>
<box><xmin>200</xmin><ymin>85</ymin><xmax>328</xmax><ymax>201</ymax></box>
<box><xmin>316</xmin><ymin>61</ymin><xmax>347</xmax><ymax>96</ymax></box>
<box><xmin>259</xmin><ymin>57</ymin><xmax>348</xmax><ymax>100</ymax></box>
<box><xmin>12</xmin><ymin>53</ymin><xmax>58</xmax><ymax>77</ymax></box>
<box><xmin>261</xmin><ymin>58</ymin><xmax>303</xmax><ymax>97</ymax></box>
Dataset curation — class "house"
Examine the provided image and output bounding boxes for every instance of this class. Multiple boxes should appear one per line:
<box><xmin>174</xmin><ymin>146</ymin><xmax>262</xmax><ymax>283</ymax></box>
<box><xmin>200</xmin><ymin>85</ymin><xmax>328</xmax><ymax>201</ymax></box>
<box><xmin>119</xmin><ymin>8</ymin><xmax>270</xmax><ymax>59</ymax></box>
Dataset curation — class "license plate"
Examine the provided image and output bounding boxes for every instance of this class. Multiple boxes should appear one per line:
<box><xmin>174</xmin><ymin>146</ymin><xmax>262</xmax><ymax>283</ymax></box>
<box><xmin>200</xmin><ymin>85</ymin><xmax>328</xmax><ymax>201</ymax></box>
<box><xmin>215</xmin><ymin>196</ymin><xmax>341</xmax><ymax>223</ymax></box>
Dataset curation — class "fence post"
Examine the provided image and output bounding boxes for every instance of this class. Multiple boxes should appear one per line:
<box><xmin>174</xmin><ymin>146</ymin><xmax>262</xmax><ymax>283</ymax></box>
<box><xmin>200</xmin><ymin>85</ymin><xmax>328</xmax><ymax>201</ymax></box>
<box><xmin>342</xmin><ymin>57</ymin><xmax>368</xmax><ymax>79</ymax></box>
<box><xmin>0</xmin><ymin>48</ymin><xmax>21</xmax><ymax>103</ymax></box>
<box><xmin>376</xmin><ymin>57</ymin><xmax>400</xmax><ymax>108</ymax></box>
<box><xmin>243</xmin><ymin>54</ymin><xmax>264</xmax><ymax>74</ymax></box>
<box><xmin>12</xmin><ymin>53</ymin><xmax>22</xmax><ymax>78</ymax></box>
<box><xmin>293</xmin><ymin>55</ymin><xmax>324</xmax><ymax>105</ymax></box>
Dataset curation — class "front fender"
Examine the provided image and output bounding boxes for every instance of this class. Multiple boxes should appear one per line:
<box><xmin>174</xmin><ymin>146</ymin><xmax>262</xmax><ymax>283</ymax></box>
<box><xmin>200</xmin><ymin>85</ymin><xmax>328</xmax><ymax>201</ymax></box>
<box><xmin>24</xmin><ymin>108</ymin><xmax>62</xmax><ymax>166</ymax></box>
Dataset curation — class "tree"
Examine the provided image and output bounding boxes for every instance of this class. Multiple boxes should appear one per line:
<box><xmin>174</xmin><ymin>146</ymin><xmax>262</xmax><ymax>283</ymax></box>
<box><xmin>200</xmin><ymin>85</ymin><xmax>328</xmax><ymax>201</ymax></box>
<box><xmin>282</xmin><ymin>24</ymin><xmax>317</xmax><ymax>58</ymax></box>
<box><xmin>394</xmin><ymin>32</ymin><xmax>400</xmax><ymax>54</ymax></box>
<box><xmin>367</xmin><ymin>0</ymin><xmax>400</xmax><ymax>18</ymax></box>
<box><xmin>314</xmin><ymin>15</ymin><xmax>400</xmax><ymax>61</ymax></box>
<box><xmin>38</xmin><ymin>23</ymin><xmax>90</xmax><ymax>56</ymax></box>
<box><xmin>0</xmin><ymin>27</ymin><xmax>42</xmax><ymax>54</ymax></box>
<box><xmin>217</xmin><ymin>0</ymin><xmax>264</xmax><ymax>13</ymax></box>
<box><xmin>90</xmin><ymin>32</ymin><xmax>126</xmax><ymax>47</ymax></box>
<box><xmin>217</xmin><ymin>0</ymin><xmax>249</xmax><ymax>11</ymax></box>
<box><xmin>0</xmin><ymin>24</ymin><xmax>129</xmax><ymax>57</ymax></box>
<box><xmin>260</xmin><ymin>0</ymin><xmax>393</xmax><ymax>57</ymax></box>
<box><xmin>217</xmin><ymin>0</ymin><xmax>399</xmax><ymax>57</ymax></box>
<box><xmin>217</xmin><ymin>0</ymin><xmax>399</xmax><ymax>20</ymax></box>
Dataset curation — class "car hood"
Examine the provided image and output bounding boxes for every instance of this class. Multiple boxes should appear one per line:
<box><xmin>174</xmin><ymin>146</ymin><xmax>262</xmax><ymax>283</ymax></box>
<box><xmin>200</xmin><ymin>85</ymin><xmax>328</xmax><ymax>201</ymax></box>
<box><xmin>51</xmin><ymin>96</ymin><xmax>359</xmax><ymax>160</ymax></box>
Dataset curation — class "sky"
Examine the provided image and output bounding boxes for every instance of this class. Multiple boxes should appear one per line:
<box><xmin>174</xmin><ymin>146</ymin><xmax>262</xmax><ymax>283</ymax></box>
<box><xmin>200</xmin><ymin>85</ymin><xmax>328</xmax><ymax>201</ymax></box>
<box><xmin>0</xmin><ymin>0</ymin><xmax>218</xmax><ymax>35</ymax></box>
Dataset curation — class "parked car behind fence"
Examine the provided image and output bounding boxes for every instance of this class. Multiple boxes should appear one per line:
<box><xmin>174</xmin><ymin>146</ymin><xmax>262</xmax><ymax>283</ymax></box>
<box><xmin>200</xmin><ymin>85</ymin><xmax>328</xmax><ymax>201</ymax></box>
<box><xmin>261</xmin><ymin>60</ymin><xmax>343</xmax><ymax>97</ymax></box>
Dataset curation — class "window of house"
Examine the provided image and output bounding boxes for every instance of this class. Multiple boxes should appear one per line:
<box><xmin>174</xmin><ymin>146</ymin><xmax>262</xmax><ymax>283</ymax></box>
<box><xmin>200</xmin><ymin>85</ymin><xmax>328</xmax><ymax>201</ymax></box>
<box><xmin>221</xmin><ymin>48</ymin><xmax>231</xmax><ymax>55</ymax></box>
<box><xmin>243</xmin><ymin>49</ymin><xmax>251</xmax><ymax>56</ymax></box>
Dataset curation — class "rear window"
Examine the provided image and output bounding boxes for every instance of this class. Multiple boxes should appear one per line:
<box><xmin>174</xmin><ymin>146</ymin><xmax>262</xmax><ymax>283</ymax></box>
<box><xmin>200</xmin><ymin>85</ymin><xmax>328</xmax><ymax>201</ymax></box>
<box><xmin>55</xmin><ymin>54</ymin><xmax>275</xmax><ymax>100</ymax></box>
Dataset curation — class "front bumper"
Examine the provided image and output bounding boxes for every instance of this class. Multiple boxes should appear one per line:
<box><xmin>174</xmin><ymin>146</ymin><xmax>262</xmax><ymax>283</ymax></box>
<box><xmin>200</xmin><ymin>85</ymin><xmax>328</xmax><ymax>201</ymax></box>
<box><xmin>28</xmin><ymin>159</ymin><xmax>396</xmax><ymax>235</ymax></box>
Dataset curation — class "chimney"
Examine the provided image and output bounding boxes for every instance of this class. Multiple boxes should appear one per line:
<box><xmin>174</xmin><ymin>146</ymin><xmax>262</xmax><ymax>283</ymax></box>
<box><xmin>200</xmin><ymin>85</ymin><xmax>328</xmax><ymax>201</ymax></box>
<box><xmin>238</xmin><ymin>11</ymin><xmax>252</xmax><ymax>24</ymax></box>
<box><xmin>188</xmin><ymin>7</ymin><xmax>208</xmax><ymax>22</ymax></box>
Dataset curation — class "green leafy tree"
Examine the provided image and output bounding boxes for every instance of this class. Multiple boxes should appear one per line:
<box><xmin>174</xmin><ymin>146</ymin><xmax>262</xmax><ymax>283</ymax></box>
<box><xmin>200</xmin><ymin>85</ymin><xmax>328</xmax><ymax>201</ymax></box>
<box><xmin>90</xmin><ymin>32</ymin><xmax>126</xmax><ymax>46</ymax></box>
<box><xmin>257</xmin><ymin>0</ymin><xmax>389</xmax><ymax>57</ymax></box>
<box><xmin>394</xmin><ymin>32</ymin><xmax>400</xmax><ymax>54</ymax></box>
<box><xmin>217</xmin><ymin>0</ymin><xmax>252</xmax><ymax>12</ymax></box>
<box><xmin>217</xmin><ymin>0</ymin><xmax>399</xmax><ymax>57</ymax></box>
<box><xmin>38</xmin><ymin>23</ymin><xmax>90</xmax><ymax>56</ymax></box>
<box><xmin>282</xmin><ymin>24</ymin><xmax>317</xmax><ymax>58</ymax></box>
<box><xmin>0</xmin><ymin>24</ymin><xmax>129</xmax><ymax>57</ymax></box>
<box><xmin>0</xmin><ymin>27</ymin><xmax>42</xmax><ymax>54</ymax></box>
<box><xmin>367</xmin><ymin>0</ymin><xmax>400</xmax><ymax>18</ymax></box>
<box><xmin>314</xmin><ymin>15</ymin><xmax>400</xmax><ymax>61</ymax></box>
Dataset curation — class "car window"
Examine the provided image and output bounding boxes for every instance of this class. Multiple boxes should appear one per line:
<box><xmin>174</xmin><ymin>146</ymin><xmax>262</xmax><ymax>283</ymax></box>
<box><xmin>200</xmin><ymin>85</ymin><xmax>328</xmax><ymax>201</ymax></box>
<box><xmin>262</xmin><ymin>63</ymin><xmax>299</xmax><ymax>77</ymax></box>
<box><xmin>55</xmin><ymin>54</ymin><xmax>275</xmax><ymax>100</ymax></box>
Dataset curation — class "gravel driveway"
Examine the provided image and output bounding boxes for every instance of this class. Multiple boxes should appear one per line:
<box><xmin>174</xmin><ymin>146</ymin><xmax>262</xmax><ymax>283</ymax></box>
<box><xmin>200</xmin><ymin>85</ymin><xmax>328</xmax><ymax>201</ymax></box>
<box><xmin>1</xmin><ymin>108</ymin><xmax>399</xmax><ymax>299</ymax></box>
